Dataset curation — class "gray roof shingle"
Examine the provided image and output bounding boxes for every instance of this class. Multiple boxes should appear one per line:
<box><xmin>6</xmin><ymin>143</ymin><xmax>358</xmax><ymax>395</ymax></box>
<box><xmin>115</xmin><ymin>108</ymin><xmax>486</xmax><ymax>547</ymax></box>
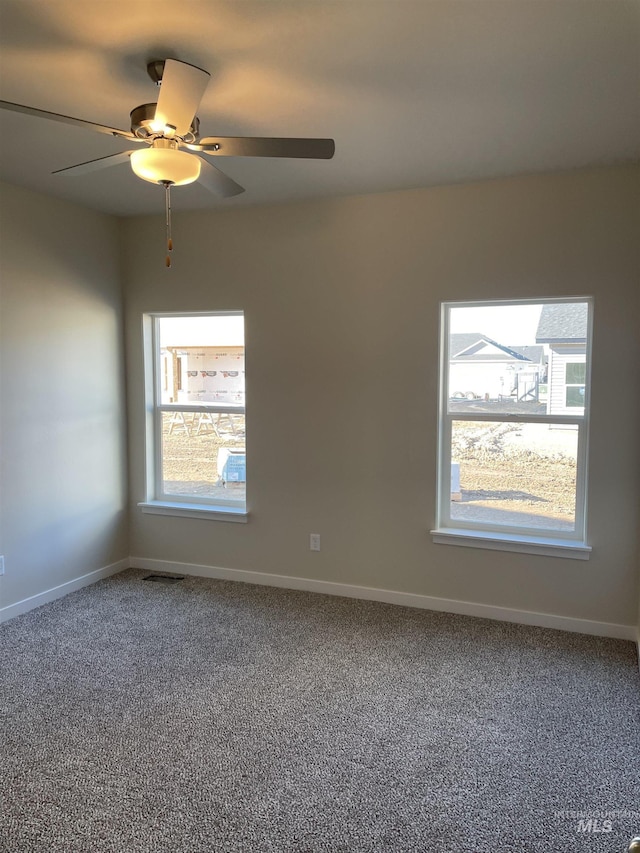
<box><xmin>508</xmin><ymin>345</ymin><xmax>544</xmax><ymax>364</ymax></box>
<box><xmin>535</xmin><ymin>302</ymin><xmax>588</xmax><ymax>342</ymax></box>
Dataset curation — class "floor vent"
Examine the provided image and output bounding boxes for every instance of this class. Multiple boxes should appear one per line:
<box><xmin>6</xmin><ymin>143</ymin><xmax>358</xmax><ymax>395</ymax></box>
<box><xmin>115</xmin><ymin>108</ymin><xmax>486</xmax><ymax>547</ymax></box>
<box><xmin>142</xmin><ymin>574</ymin><xmax>185</xmax><ymax>584</ymax></box>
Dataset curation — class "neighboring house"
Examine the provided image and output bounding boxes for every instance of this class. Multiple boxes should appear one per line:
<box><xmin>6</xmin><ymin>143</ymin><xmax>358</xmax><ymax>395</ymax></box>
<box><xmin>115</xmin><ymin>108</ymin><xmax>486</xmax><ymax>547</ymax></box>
<box><xmin>449</xmin><ymin>333</ymin><xmax>545</xmax><ymax>401</ymax></box>
<box><xmin>535</xmin><ymin>303</ymin><xmax>588</xmax><ymax>415</ymax></box>
<box><xmin>162</xmin><ymin>345</ymin><xmax>245</xmax><ymax>405</ymax></box>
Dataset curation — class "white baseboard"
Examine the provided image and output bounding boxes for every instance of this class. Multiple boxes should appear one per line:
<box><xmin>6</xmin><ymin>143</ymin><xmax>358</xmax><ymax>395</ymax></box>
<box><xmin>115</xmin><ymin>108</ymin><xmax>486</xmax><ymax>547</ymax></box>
<box><xmin>0</xmin><ymin>557</ymin><xmax>130</xmax><ymax>623</ymax></box>
<box><xmin>3</xmin><ymin>554</ymin><xmax>635</xmax><ymax>646</ymax></box>
<box><xmin>130</xmin><ymin>556</ymin><xmax>636</xmax><ymax>642</ymax></box>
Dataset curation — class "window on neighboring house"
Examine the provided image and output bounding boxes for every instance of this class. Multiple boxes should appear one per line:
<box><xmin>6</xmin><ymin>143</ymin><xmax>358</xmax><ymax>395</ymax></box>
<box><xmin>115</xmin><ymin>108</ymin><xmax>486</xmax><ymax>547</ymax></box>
<box><xmin>140</xmin><ymin>312</ymin><xmax>247</xmax><ymax>520</ymax></box>
<box><xmin>433</xmin><ymin>298</ymin><xmax>592</xmax><ymax>557</ymax></box>
<box><xmin>565</xmin><ymin>362</ymin><xmax>586</xmax><ymax>408</ymax></box>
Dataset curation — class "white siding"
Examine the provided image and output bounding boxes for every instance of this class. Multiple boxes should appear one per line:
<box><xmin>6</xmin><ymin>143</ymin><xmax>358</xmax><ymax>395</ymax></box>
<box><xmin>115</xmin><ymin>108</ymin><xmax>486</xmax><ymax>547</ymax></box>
<box><xmin>449</xmin><ymin>362</ymin><xmax>514</xmax><ymax>399</ymax></box>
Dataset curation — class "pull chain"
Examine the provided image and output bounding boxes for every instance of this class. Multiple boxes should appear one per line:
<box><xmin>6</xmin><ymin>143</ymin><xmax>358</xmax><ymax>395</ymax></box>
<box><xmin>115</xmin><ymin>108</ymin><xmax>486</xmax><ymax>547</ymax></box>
<box><xmin>163</xmin><ymin>181</ymin><xmax>174</xmax><ymax>267</ymax></box>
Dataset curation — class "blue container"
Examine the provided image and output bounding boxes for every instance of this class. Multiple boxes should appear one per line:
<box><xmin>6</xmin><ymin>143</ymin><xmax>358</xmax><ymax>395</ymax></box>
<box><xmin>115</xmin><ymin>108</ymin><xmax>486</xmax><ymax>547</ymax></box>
<box><xmin>218</xmin><ymin>448</ymin><xmax>246</xmax><ymax>483</ymax></box>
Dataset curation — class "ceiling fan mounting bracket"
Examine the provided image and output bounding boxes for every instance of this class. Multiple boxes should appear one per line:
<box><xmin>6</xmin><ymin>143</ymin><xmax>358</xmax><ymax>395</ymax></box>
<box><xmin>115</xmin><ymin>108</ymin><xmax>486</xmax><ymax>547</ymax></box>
<box><xmin>146</xmin><ymin>60</ymin><xmax>166</xmax><ymax>86</ymax></box>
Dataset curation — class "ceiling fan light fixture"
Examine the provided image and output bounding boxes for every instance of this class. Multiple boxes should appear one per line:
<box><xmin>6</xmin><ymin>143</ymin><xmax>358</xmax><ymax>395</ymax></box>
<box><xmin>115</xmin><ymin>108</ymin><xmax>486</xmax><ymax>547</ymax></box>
<box><xmin>0</xmin><ymin>55</ymin><xmax>334</xmax><ymax>267</ymax></box>
<box><xmin>130</xmin><ymin>145</ymin><xmax>201</xmax><ymax>186</ymax></box>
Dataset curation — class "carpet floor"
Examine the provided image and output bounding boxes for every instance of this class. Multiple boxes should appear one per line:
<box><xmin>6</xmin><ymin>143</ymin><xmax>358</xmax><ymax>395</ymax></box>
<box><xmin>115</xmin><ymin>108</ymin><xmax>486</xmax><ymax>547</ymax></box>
<box><xmin>1</xmin><ymin>568</ymin><xmax>639</xmax><ymax>852</ymax></box>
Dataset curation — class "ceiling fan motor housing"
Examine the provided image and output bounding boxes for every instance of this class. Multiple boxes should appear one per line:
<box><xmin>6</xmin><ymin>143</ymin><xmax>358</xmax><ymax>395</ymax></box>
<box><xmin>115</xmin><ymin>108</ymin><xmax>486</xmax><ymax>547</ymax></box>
<box><xmin>130</xmin><ymin>103</ymin><xmax>200</xmax><ymax>143</ymax></box>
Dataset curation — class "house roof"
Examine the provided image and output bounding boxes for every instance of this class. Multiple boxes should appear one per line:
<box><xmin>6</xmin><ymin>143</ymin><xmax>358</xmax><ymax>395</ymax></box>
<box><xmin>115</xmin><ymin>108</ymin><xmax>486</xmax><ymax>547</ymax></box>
<box><xmin>449</xmin><ymin>333</ymin><xmax>537</xmax><ymax>363</ymax></box>
<box><xmin>535</xmin><ymin>303</ymin><xmax>588</xmax><ymax>343</ymax></box>
<box><xmin>509</xmin><ymin>345</ymin><xmax>545</xmax><ymax>365</ymax></box>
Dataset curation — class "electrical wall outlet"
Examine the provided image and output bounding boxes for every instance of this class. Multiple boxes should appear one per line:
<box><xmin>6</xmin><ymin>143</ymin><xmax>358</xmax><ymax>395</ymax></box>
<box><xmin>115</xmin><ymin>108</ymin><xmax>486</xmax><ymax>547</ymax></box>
<box><xmin>310</xmin><ymin>534</ymin><xmax>321</xmax><ymax>552</ymax></box>
<box><xmin>0</xmin><ymin>556</ymin><xmax>4</xmax><ymax>576</ymax></box>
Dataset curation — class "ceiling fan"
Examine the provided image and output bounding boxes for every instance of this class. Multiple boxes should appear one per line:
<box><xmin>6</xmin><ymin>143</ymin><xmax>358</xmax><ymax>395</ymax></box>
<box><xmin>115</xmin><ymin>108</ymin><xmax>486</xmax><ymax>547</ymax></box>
<box><xmin>0</xmin><ymin>58</ymin><xmax>335</xmax><ymax>265</ymax></box>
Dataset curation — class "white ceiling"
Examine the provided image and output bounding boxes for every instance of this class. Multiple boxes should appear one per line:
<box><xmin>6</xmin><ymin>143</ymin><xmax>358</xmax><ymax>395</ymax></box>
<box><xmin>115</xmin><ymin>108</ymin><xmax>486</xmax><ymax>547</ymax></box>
<box><xmin>0</xmin><ymin>0</ymin><xmax>638</xmax><ymax>217</ymax></box>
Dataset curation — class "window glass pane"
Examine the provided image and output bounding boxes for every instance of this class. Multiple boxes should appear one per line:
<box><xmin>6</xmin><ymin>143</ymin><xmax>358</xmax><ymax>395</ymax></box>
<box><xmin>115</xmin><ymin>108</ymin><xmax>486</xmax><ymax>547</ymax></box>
<box><xmin>565</xmin><ymin>363</ymin><xmax>586</xmax><ymax>384</ymax></box>
<box><xmin>447</xmin><ymin>303</ymin><xmax>545</xmax><ymax>415</ymax></box>
<box><xmin>447</xmin><ymin>301</ymin><xmax>589</xmax><ymax>416</ymax></box>
<box><xmin>158</xmin><ymin>315</ymin><xmax>245</xmax><ymax>406</ymax></box>
<box><xmin>566</xmin><ymin>386</ymin><xmax>585</xmax><ymax>407</ymax></box>
<box><xmin>160</xmin><ymin>411</ymin><xmax>246</xmax><ymax>503</ymax></box>
<box><xmin>449</xmin><ymin>420</ymin><xmax>578</xmax><ymax>532</ymax></box>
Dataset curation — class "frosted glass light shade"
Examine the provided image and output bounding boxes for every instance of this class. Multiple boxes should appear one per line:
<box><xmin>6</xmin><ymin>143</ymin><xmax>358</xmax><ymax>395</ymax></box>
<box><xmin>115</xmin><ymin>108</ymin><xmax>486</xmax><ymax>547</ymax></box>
<box><xmin>130</xmin><ymin>147</ymin><xmax>201</xmax><ymax>186</ymax></box>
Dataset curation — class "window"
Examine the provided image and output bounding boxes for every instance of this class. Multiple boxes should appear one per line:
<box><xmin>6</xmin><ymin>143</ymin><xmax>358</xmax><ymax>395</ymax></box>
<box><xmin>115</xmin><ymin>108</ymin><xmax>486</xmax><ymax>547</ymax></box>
<box><xmin>433</xmin><ymin>298</ymin><xmax>592</xmax><ymax>558</ymax></box>
<box><xmin>140</xmin><ymin>312</ymin><xmax>247</xmax><ymax>520</ymax></box>
<box><xmin>565</xmin><ymin>362</ymin><xmax>586</xmax><ymax>408</ymax></box>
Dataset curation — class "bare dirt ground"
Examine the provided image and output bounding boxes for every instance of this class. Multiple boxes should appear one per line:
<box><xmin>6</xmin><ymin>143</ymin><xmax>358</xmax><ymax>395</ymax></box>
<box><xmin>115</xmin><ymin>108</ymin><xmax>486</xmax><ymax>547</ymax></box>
<box><xmin>160</xmin><ymin>412</ymin><xmax>577</xmax><ymax>531</ymax></box>
<box><xmin>161</xmin><ymin>412</ymin><xmax>246</xmax><ymax>501</ymax></box>
<box><xmin>451</xmin><ymin>422</ymin><xmax>577</xmax><ymax>530</ymax></box>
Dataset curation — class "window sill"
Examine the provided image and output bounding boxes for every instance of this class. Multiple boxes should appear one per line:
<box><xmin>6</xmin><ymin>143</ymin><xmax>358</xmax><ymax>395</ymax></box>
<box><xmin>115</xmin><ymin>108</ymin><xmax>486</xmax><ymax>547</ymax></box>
<box><xmin>138</xmin><ymin>501</ymin><xmax>248</xmax><ymax>523</ymax></box>
<box><xmin>430</xmin><ymin>528</ymin><xmax>591</xmax><ymax>560</ymax></box>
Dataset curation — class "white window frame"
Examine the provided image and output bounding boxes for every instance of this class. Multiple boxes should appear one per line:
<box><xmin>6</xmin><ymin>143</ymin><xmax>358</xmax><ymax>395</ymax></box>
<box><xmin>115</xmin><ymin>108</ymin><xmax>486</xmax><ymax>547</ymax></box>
<box><xmin>138</xmin><ymin>311</ymin><xmax>248</xmax><ymax>522</ymax></box>
<box><xmin>432</xmin><ymin>297</ymin><xmax>593</xmax><ymax>559</ymax></box>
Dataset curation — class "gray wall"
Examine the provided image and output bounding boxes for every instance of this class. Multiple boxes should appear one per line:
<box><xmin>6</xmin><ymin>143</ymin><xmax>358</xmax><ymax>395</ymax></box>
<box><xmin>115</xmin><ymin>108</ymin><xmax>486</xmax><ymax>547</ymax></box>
<box><xmin>0</xmin><ymin>182</ymin><xmax>128</xmax><ymax>609</ymax></box>
<box><xmin>123</xmin><ymin>166</ymin><xmax>640</xmax><ymax>629</ymax></box>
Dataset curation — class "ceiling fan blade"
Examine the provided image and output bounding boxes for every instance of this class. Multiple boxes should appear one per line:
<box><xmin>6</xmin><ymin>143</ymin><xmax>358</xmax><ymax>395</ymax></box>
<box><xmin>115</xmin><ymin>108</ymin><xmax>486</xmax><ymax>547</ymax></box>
<box><xmin>197</xmin><ymin>157</ymin><xmax>245</xmax><ymax>198</ymax></box>
<box><xmin>0</xmin><ymin>100</ymin><xmax>136</xmax><ymax>141</ymax></box>
<box><xmin>154</xmin><ymin>59</ymin><xmax>210</xmax><ymax>137</ymax></box>
<box><xmin>52</xmin><ymin>150</ymin><xmax>136</xmax><ymax>176</ymax></box>
<box><xmin>191</xmin><ymin>136</ymin><xmax>335</xmax><ymax>159</ymax></box>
